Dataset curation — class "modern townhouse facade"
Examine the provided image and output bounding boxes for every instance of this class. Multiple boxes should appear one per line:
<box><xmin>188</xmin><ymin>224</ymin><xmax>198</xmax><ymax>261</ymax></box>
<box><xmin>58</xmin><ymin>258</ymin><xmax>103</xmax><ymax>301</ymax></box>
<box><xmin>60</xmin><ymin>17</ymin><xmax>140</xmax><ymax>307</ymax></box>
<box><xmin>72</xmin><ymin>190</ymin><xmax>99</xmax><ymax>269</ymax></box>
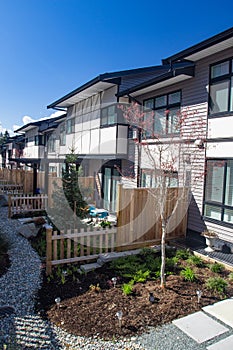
<box><xmin>6</xmin><ymin>26</ymin><xmax>233</xmax><ymax>242</ymax></box>
<box><xmin>47</xmin><ymin>67</ymin><xmax>182</xmax><ymax>211</ymax></box>
<box><xmin>117</xmin><ymin>27</ymin><xmax>233</xmax><ymax>242</ymax></box>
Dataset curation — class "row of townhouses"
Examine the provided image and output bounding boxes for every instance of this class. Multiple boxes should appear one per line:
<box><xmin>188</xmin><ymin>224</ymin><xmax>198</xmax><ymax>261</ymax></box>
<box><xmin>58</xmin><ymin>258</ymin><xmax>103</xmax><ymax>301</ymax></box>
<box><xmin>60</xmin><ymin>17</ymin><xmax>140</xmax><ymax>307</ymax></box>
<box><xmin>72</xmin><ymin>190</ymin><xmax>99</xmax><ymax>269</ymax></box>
<box><xmin>1</xmin><ymin>27</ymin><xmax>233</xmax><ymax>242</ymax></box>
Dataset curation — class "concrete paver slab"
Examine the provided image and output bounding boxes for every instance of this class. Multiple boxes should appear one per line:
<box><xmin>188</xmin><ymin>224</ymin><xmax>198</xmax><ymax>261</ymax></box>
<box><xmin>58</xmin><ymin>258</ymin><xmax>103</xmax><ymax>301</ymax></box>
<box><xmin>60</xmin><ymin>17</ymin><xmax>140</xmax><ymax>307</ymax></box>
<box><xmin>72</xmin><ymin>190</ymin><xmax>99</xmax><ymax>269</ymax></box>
<box><xmin>203</xmin><ymin>298</ymin><xmax>233</xmax><ymax>328</ymax></box>
<box><xmin>207</xmin><ymin>335</ymin><xmax>233</xmax><ymax>350</ymax></box>
<box><xmin>173</xmin><ymin>311</ymin><xmax>228</xmax><ymax>343</ymax></box>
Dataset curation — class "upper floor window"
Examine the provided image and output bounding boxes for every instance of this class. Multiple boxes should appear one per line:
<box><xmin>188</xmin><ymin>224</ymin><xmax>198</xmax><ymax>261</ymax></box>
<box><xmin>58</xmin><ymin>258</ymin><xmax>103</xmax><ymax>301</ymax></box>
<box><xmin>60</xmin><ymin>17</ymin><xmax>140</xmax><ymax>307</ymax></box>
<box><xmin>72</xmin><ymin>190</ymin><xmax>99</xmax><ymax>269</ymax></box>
<box><xmin>66</xmin><ymin>118</ymin><xmax>75</xmax><ymax>134</ymax></box>
<box><xmin>209</xmin><ymin>58</ymin><xmax>233</xmax><ymax>116</ymax></box>
<box><xmin>35</xmin><ymin>135</ymin><xmax>45</xmax><ymax>146</ymax></box>
<box><xmin>47</xmin><ymin>133</ymin><xmax>56</xmax><ymax>153</ymax></box>
<box><xmin>101</xmin><ymin>105</ymin><xmax>118</xmax><ymax>126</ymax></box>
<box><xmin>143</xmin><ymin>91</ymin><xmax>181</xmax><ymax>137</ymax></box>
<box><xmin>60</xmin><ymin>123</ymin><xmax>66</xmax><ymax>146</ymax></box>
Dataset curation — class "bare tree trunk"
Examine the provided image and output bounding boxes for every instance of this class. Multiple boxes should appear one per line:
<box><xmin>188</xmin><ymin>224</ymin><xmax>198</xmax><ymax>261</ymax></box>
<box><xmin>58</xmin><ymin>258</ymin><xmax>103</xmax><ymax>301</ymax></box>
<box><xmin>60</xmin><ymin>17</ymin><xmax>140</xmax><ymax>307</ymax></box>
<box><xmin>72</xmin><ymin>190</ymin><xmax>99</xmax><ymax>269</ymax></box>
<box><xmin>160</xmin><ymin>219</ymin><xmax>166</xmax><ymax>288</ymax></box>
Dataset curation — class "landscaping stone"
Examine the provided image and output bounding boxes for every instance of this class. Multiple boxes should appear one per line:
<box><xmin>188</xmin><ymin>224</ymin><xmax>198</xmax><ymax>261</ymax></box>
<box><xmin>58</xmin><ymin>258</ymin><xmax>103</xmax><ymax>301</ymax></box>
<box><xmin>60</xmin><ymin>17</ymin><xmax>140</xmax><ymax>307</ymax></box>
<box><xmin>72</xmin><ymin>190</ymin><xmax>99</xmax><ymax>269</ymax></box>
<box><xmin>207</xmin><ymin>335</ymin><xmax>233</xmax><ymax>350</ymax></box>
<box><xmin>173</xmin><ymin>311</ymin><xmax>228</xmax><ymax>343</ymax></box>
<box><xmin>17</xmin><ymin>222</ymin><xmax>40</xmax><ymax>239</ymax></box>
<box><xmin>78</xmin><ymin>262</ymin><xmax>102</xmax><ymax>273</ymax></box>
<box><xmin>203</xmin><ymin>299</ymin><xmax>233</xmax><ymax>328</ymax></box>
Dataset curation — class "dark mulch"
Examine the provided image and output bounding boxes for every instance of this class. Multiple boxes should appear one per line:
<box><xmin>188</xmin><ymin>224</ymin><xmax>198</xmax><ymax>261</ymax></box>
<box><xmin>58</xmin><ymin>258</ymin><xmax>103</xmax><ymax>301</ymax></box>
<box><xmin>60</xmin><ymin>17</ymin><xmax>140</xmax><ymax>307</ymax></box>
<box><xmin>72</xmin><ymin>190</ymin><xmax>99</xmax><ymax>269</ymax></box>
<box><xmin>36</xmin><ymin>262</ymin><xmax>233</xmax><ymax>340</ymax></box>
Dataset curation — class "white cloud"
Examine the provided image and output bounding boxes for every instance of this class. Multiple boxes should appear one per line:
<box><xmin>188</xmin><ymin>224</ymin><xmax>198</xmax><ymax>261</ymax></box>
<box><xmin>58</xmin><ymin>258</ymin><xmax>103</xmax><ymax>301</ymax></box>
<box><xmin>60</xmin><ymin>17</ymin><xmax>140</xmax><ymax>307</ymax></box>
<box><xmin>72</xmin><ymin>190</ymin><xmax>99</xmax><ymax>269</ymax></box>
<box><xmin>22</xmin><ymin>115</ymin><xmax>35</xmax><ymax>124</ymax></box>
<box><xmin>39</xmin><ymin>110</ymin><xmax>65</xmax><ymax>121</ymax></box>
<box><xmin>12</xmin><ymin>110</ymin><xmax>65</xmax><ymax>134</ymax></box>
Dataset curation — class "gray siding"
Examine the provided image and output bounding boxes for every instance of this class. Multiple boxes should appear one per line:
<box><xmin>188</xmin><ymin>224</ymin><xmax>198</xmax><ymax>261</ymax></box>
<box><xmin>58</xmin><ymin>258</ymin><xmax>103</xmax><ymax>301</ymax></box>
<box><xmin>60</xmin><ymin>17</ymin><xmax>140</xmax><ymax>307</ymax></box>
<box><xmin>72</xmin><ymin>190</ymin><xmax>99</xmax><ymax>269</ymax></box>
<box><xmin>136</xmin><ymin>47</ymin><xmax>233</xmax><ymax>238</ymax></box>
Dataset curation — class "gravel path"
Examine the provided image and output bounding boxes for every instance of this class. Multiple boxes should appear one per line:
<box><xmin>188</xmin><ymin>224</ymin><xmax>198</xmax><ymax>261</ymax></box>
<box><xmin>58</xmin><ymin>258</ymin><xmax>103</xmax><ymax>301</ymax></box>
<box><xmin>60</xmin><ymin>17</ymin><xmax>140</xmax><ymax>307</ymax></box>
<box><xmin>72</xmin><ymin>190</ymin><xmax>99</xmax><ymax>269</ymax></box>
<box><xmin>1</xmin><ymin>202</ymin><xmax>232</xmax><ymax>350</ymax></box>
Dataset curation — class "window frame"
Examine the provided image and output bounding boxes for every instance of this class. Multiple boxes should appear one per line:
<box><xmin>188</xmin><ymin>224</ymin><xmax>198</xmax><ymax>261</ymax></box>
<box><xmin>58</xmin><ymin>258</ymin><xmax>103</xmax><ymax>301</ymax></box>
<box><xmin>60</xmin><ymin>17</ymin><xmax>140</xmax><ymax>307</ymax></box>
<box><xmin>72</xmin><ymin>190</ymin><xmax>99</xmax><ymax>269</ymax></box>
<box><xmin>143</xmin><ymin>90</ymin><xmax>181</xmax><ymax>138</ymax></box>
<box><xmin>35</xmin><ymin>135</ymin><xmax>45</xmax><ymax>146</ymax></box>
<box><xmin>141</xmin><ymin>168</ymin><xmax>178</xmax><ymax>188</ymax></box>
<box><xmin>66</xmin><ymin>118</ymin><xmax>75</xmax><ymax>134</ymax></box>
<box><xmin>47</xmin><ymin>133</ymin><xmax>56</xmax><ymax>153</ymax></box>
<box><xmin>209</xmin><ymin>57</ymin><xmax>233</xmax><ymax>117</ymax></box>
<box><xmin>203</xmin><ymin>158</ymin><xmax>233</xmax><ymax>226</ymax></box>
<box><xmin>60</xmin><ymin>123</ymin><xmax>66</xmax><ymax>146</ymax></box>
<box><xmin>100</xmin><ymin>104</ymin><xmax>118</xmax><ymax>127</ymax></box>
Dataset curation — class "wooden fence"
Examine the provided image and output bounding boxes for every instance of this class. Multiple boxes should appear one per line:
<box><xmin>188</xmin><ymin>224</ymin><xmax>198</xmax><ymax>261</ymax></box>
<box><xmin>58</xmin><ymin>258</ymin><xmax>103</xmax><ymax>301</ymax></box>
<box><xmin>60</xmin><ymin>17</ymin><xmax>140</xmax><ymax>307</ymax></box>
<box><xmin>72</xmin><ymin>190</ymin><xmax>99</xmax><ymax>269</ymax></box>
<box><xmin>46</xmin><ymin>225</ymin><xmax>117</xmax><ymax>275</ymax></box>
<box><xmin>0</xmin><ymin>183</ymin><xmax>24</xmax><ymax>194</ymax></box>
<box><xmin>8</xmin><ymin>194</ymin><xmax>48</xmax><ymax>218</ymax></box>
<box><xmin>45</xmin><ymin>185</ymin><xmax>188</xmax><ymax>274</ymax></box>
<box><xmin>117</xmin><ymin>185</ymin><xmax>188</xmax><ymax>250</ymax></box>
<box><xmin>48</xmin><ymin>176</ymin><xmax>95</xmax><ymax>207</ymax></box>
<box><xmin>0</xmin><ymin>169</ymin><xmax>34</xmax><ymax>193</ymax></box>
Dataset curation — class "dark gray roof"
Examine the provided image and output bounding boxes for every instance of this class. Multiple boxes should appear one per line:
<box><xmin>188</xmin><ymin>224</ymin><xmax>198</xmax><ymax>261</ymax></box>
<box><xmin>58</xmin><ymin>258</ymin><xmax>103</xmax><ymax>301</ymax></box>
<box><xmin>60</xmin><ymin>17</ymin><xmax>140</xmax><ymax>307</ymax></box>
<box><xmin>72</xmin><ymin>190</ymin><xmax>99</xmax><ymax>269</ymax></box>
<box><xmin>162</xmin><ymin>26</ymin><xmax>233</xmax><ymax>64</ymax></box>
<box><xmin>117</xmin><ymin>61</ymin><xmax>195</xmax><ymax>97</ymax></box>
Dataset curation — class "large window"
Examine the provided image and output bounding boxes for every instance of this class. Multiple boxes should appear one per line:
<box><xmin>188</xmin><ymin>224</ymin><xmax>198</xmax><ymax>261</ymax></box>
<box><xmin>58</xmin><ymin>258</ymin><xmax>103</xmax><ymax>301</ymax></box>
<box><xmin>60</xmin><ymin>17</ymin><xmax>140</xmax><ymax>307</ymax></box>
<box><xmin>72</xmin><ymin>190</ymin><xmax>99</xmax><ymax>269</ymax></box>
<box><xmin>143</xmin><ymin>91</ymin><xmax>181</xmax><ymax>137</ymax></box>
<box><xmin>60</xmin><ymin>123</ymin><xmax>66</xmax><ymax>146</ymax></box>
<box><xmin>101</xmin><ymin>105</ymin><xmax>118</xmax><ymax>126</ymax></box>
<box><xmin>209</xmin><ymin>58</ymin><xmax>233</xmax><ymax>115</ymax></box>
<box><xmin>141</xmin><ymin>169</ymin><xmax>178</xmax><ymax>188</ymax></box>
<box><xmin>47</xmin><ymin>133</ymin><xmax>56</xmax><ymax>153</ymax></box>
<box><xmin>204</xmin><ymin>159</ymin><xmax>233</xmax><ymax>224</ymax></box>
<box><xmin>35</xmin><ymin>135</ymin><xmax>45</xmax><ymax>146</ymax></box>
<box><xmin>66</xmin><ymin>118</ymin><xmax>75</xmax><ymax>134</ymax></box>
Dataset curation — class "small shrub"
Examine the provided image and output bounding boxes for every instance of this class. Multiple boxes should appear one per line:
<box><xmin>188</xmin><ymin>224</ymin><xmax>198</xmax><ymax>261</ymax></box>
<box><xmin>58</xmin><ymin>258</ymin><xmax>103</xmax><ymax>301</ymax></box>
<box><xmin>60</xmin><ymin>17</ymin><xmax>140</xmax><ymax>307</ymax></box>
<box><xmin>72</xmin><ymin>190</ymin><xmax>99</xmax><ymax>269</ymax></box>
<box><xmin>208</xmin><ymin>262</ymin><xmax>224</xmax><ymax>274</ymax></box>
<box><xmin>99</xmin><ymin>220</ymin><xmax>112</xmax><ymax>228</ymax></box>
<box><xmin>175</xmin><ymin>249</ymin><xmax>191</xmax><ymax>260</ymax></box>
<box><xmin>110</xmin><ymin>255</ymin><xmax>142</xmax><ymax>278</ymax></box>
<box><xmin>187</xmin><ymin>255</ymin><xmax>205</xmax><ymax>267</ymax></box>
<box><xmin>139</xmin><ymin>247</ymin><xmax>156</xmax><ymax>257</ymax></box>
<box><xmin>180</xmin><ymin>267</ymin><xmax>196</xmax><ymax>282</ymax></box>
<box><xmin>166</xmin><ymin>256</ymin><xmax>179</xmax><ymax>271</ymax></box>
<box><xmin>206</xmin><ymin>277</ymin><xmax>228</xmax><ymax>294</ymax></box>
<box><xmin>122</xmin><ymin>280</ymin><xmax>134</xmax><ymax>295</ymax></box>
<box><xmin>133</xmin><ymin>269</ymin><xmax>150</xmax><ymax>283</ymax></box>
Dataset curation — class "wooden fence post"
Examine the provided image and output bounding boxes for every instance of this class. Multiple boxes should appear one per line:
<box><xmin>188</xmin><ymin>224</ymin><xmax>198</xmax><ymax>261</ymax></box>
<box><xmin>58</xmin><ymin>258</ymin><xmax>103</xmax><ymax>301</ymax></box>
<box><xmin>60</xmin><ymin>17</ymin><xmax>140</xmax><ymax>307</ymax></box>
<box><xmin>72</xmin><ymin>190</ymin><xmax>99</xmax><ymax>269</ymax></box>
<box><xmin>46</xmin><ymin>224</ymin><xmax>53</xmax><ymax>275</ymax></box>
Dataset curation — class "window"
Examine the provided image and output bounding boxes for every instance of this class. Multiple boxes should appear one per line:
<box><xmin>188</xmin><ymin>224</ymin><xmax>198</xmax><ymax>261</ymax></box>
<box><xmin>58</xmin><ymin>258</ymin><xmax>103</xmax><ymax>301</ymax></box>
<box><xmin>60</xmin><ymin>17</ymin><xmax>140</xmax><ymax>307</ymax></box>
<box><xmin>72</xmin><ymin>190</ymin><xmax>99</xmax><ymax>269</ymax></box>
<box><xmin>60</xmin><ymin>123</ymin><xmax>66</xmax><ymax>146</ymax></box>
<box><xmin>35</xmin><ymin>135</ymin><xmax>45</xmax><ymax>146</ymax></box>
<box><xmin>66</xmin><ymin>118</ymin><xmax>75</xmax><ymax>134</ymax></box>
<box><xmin>141</xmin><ymin>169</ymin><xmax>178</xmax><ymax>188</ymax></box>
<box><xmin>49</xmin><ymin>166</ymin><xmax>57</xmax><ymax>175</ymax></box>
<box><xmin>204</xmin><ymin>159</ymin><xmax>233</xmax><ymax>224</ymax></box>
<box><xmin>101</xmin><ymin>104</ymin><xmax>118</xmax><ymax>126</ymax></box>
<box><xmin>209</xmin><ymin>58</ymin><xmax>233</xmax><ymax>115</ymax></box>
<box><xmin>47</xmin><ymin>133</ymin><xmax>56</xmax><ymax>153</ymax></box>
<box><xmin>143</xmin><ymin>91</ymin><xmax>181</xmax><ymax>137</ymax></box>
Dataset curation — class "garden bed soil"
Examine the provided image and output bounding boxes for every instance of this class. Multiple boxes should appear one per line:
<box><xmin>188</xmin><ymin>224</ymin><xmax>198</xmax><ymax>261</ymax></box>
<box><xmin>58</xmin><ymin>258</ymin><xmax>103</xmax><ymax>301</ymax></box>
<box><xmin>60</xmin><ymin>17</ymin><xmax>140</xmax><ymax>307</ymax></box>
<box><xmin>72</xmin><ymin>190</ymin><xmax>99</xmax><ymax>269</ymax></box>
<box><xmin>36</xmin><ymin>262</ymin><xmax>233</xmax><ymax>340</ymax></box>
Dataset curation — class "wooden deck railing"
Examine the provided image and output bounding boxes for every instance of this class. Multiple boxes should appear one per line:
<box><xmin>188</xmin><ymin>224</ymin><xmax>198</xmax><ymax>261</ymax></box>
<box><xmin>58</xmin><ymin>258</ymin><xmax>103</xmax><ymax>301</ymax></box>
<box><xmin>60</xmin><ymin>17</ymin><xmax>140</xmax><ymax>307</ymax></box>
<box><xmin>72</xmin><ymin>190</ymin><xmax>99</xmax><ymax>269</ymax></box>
<box><xmin>8</xmin><ymin>194</ymin><xmax>48</xmax><ymax>218</ymax></box>
<box><xmin>46</xmin><ymin>225</ymin><xmax>117</xmax><ymax>275</ymax></box>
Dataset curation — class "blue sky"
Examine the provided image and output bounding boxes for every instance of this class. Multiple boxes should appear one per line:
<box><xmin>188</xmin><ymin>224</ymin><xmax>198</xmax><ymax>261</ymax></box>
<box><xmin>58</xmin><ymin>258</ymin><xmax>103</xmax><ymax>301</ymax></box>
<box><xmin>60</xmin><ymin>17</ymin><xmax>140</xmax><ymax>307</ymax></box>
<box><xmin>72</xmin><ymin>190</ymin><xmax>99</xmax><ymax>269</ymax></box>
<box><xmin>0</xmin><ymin>0</ymin><xmax>232</xmax><ymax>134</ymax></box>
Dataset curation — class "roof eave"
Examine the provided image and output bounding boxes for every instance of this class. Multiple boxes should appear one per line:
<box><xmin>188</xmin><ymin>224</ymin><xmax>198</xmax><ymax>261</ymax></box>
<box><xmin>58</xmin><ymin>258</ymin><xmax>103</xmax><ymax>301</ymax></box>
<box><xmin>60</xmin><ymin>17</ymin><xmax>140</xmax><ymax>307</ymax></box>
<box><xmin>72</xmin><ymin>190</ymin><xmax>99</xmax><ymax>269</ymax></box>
<box><xmin>162</xmin><ymin>26</ymin><xmax>233</xmax><ymax>64</ymax></box>
<box><xmin>117</xmin><ymin>64</ymin><xmax>195</xmax><ymax>97</ymax></box>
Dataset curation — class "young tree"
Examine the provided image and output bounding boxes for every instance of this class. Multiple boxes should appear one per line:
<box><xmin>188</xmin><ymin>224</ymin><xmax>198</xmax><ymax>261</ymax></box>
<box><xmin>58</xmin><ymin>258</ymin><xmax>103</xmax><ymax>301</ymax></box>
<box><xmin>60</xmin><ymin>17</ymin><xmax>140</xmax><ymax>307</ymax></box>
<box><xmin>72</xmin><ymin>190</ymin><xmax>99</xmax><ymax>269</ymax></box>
<box><xmin>0</xmin><ymin>130</ymin><xmax>10</xmax><ymax>145</ymax></box>
<box><xmin>49</xmin><ymin>147</ymin><xmax>87</xmax><ymax>230</ymax></box>
<box><xmin>121</xmin><ymin>102</ymin><xmax>206</xmax><ymax>288</ymax></box>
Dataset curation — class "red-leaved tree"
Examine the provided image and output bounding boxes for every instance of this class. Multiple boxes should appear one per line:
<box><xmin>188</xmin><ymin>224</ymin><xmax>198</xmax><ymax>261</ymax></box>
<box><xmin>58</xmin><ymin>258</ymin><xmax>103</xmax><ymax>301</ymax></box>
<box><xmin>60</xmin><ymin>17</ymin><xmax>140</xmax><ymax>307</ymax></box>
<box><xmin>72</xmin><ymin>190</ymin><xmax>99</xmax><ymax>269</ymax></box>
<box><xmin>120</xmin><ymin>102</ymin><xmax>206</xmax><ymax>288</ymax></box>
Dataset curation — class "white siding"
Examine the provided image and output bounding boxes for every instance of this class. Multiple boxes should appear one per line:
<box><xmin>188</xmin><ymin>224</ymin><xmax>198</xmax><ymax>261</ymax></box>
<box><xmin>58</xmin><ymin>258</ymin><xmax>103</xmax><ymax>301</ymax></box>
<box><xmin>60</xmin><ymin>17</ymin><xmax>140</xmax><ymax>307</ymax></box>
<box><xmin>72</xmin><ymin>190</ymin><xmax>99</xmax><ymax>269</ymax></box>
<box><xmin>100</xmin><ymin>127</ymin><xmax>117</xmax><ymax>154</ymax></box>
